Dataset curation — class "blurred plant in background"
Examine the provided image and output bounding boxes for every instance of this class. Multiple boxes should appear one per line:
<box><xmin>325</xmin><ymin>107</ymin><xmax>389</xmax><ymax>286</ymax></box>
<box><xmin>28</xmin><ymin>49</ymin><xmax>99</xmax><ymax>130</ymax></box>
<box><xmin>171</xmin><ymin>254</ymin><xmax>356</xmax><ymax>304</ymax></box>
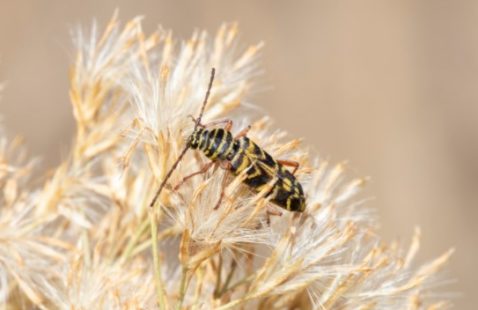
<box><xmin>0</xmin><ymin>13</ymin><xmax>453</xmax><ymax>309</ymax></box>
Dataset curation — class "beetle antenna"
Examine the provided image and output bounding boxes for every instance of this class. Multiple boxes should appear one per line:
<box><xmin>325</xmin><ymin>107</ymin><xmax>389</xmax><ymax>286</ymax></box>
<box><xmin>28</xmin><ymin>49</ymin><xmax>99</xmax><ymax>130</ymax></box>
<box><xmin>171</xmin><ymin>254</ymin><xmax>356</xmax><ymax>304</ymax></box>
<box><xmin>149</xmin><ymin>145</ymin><xmax>190</xmax><ymax>207</ymax></box>
<box><xmin>195</xmin><ymin>68</ymin><xmax>215</xmax><ymax>129</ymax></box>
<box><xmin>149</xmin><ymin>68</ymin><xmax>215</xmax><ymax>208</ymax></box>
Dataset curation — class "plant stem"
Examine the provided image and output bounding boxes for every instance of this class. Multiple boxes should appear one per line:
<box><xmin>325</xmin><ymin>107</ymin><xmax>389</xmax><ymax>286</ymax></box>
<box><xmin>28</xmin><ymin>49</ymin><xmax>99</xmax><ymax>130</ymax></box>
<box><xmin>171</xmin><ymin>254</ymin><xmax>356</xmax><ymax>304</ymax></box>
<box><xmin>150</xmin><ymin>208</ymin><xmax>167</xmax><ymax>310</ymax></box>
<box><xmin>213</xmin><ymin>254</ymin><xmax>223</xmax><ymax>298</ymax></box>
<box><xmin>216</xmin><ymin>297</ymin><xmax>250</xmax><ymax>310</ymax></box>
<box><xmin>176</xmin><ymin>266</ymin><xmax>189</xmax><ymax>310</ymax></box>
<box><xmin>218</xmin><ymin>259</ymin><xmax>237</xmax><ymax>297</ymax></box>
<box><xmin>214</xmin><ymin>273</ymin><xmax>256</xmax><ymax>310</ymax></box>
<box><xmin>220</xmin><ymin>273</ymin><xmax>255</xmax><ymax>296</ymax></box>
<box><xmin>119</xmin><ymin>216</ymin><xmax>149</xmax><ymax>263</ymax></box>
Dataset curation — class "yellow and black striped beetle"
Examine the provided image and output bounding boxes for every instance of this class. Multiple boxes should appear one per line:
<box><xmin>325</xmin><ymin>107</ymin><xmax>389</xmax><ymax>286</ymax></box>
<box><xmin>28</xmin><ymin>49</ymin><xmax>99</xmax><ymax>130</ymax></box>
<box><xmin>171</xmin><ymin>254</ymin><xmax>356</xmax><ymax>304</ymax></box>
<box><xmin>150</xmin><ymin>68</ymin><xmax>306</xmax><ymax>212</ymax></box>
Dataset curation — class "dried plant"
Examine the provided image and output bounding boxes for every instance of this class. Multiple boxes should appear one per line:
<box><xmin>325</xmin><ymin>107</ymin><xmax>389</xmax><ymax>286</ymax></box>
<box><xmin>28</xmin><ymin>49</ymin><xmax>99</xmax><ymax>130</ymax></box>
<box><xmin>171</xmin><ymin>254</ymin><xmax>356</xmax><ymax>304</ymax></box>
<box><xmin>0</xmin><ymin>13</ymin><xmax>453</xmax><ymax>310</ymax></box>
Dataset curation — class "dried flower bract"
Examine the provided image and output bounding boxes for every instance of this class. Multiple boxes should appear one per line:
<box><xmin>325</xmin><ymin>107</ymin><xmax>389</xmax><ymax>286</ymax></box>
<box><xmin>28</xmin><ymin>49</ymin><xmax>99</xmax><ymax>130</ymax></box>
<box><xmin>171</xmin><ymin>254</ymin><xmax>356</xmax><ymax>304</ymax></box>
<box><xmin>0</xmin><ymin>13</ymin><xmax>453</xmax><ymax>309</ymax></box>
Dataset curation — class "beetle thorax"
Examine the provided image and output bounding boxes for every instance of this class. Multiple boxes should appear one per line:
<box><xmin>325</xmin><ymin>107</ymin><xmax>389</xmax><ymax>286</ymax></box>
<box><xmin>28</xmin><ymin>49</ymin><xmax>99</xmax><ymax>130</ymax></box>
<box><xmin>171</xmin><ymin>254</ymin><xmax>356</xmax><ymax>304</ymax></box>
<box><xmin>188</xmin><ymin>128</ymin><xmax>207</xmax><ymax>149</ymax></box>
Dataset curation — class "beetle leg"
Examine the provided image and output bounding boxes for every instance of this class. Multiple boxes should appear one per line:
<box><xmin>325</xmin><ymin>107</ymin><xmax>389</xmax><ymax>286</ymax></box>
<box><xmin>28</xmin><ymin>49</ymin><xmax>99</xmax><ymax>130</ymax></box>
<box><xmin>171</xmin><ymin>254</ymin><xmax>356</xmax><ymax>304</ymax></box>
<box><xmin>218</xmin><ymin>160</ymin><xmax>232</xmax><ymax>170</ymax></box>
<box><xmin>213</xmin><ymin>174</ymin><xmax>229</xmax><ymax>210</ymax></box>
<box><xmin>223</xmin><ymin>120</ymin><xmax>233</xmax><ymax>131</ymax></box>
<box><xmin>235</xmin><ymin>125</ymin><xmax>251</xmax><ymax>138</ymax></box>
<box><xmin>266</xmin><ymin>205</ymin><xmax>283</xmax><ymax>225</ymax></box>
<box><xmin>200</xmin><ymin>119</ymin><xmax>233</xmax><ymax>131</ymax></box>
<box><xmin>277</xmin><ymin>159</ymin><xmax>300</xmax><ymax>175</ymax></box>
<box><xmin>173</xmin><ymin>161</ymin><xmax>215</xmax><ymax>191</ymax></box>
<box><xmin>266</xmin><ymin>205</ymin><xmax>283</xmax><ymax>217</ymax></box>
<box><xmin>187</xmin><ymin>115</ymin><xmax>205</xmax><ymax>127</ymax></box>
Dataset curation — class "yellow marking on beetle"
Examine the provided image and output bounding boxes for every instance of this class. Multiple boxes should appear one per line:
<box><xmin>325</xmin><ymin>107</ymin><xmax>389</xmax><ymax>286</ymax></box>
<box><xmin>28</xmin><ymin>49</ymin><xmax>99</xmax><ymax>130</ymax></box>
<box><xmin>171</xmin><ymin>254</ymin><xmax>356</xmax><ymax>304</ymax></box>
<box><xmin>247</xmin><ymin>140</ymin><xmax>256</xmax><ymax>154</ymax></box>
<box><xmin>255</xmin><ymin>184</ymin><xmax>266</xmax><ymax>192</ymax></box>
<box><xmin>210</xmin><ymin>133</ymin><xmax>226</xmax><ymax>160</ymax></box>
<box><xmin>237</xmin><ymin>154</ymin><xmax>251</xmax><ymax>173</ymax></box>
<box><xmin>282</xmin><ymin>177</ymin><xmax>293</xmax><ymax>192</ymax></box>
<box><xmin>286</xmin><ymin>197</ymin><xmax>292</xmax><ymax>210</ymax></box>
<box><xmin>253</xmin><ymin>143</ymin><xmax>266</xmax><ymax>159</ymax></box>
<box><xmin>246</xmin><ymin>166</ymin><xmax>263</xmax><ymax>179</ymax></box>
<box><xmin>255</xmin><ymin>159</ymin><xmax>278</xmax><ymax>175</ymax></box>
<box><xmin>205</xmin><ymin>129</ymin><xmax>218</xmax><ymax>156</ymax></box>
<box><xmin>224</xmin><ymin>138</ymin><xmax>234</xmax><ymax>158</ymax></box>
<box><xmin>270</xmin><ymin>185</ymin><xmax>280</xmax><ymax>199</ymax></box>
<box><xmin>197</xmin><ymin>132</ymin><xmax>204</xmax><ymax>148</ymax></box>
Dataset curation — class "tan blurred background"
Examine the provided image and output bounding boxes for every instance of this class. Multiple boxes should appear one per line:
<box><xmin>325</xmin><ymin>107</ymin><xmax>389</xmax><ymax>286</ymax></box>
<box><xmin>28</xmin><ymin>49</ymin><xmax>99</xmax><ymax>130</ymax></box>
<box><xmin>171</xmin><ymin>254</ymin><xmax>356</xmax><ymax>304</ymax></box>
<box><xmin>0</xmin><ymin>0</ymin><xmax>476</xmax><ymax>308</ymax></box>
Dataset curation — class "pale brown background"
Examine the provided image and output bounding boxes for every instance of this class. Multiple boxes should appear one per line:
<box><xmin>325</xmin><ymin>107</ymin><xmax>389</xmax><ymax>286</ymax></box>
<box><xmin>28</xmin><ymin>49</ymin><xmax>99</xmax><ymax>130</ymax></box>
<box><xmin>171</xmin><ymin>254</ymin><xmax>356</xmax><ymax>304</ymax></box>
<box><xmin>0</xmin><ymin>1</ymin><xmax>475</xmax><ymax>308</ymax></box>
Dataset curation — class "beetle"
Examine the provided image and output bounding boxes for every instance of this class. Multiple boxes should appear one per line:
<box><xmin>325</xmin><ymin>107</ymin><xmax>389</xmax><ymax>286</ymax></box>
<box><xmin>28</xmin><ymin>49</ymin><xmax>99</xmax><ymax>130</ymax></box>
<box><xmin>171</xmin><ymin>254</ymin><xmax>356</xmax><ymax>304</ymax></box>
<box><xmin>149</xmin><ymin>68</ymin><xmax>306</xmax><ymax>212</ymax></box>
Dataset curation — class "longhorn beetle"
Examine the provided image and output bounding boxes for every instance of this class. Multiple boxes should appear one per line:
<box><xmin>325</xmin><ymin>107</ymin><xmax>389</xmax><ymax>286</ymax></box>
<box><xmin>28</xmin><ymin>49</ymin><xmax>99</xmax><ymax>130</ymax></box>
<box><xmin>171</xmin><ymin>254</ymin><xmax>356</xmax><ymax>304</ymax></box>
<box><xmin>149</xmin><ymin>68</ymin><xmax>306</xmax><ymax>212</ymax></box>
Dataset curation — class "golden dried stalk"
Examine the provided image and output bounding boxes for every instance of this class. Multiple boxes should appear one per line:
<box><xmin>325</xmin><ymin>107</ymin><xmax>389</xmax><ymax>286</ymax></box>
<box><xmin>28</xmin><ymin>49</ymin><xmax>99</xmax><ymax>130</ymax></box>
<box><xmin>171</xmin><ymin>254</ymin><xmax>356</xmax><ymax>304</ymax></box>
<box><xmin>0</xmin><ymin>13</ymin><xmax>453</xmax><ymax>309</ymax></box>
